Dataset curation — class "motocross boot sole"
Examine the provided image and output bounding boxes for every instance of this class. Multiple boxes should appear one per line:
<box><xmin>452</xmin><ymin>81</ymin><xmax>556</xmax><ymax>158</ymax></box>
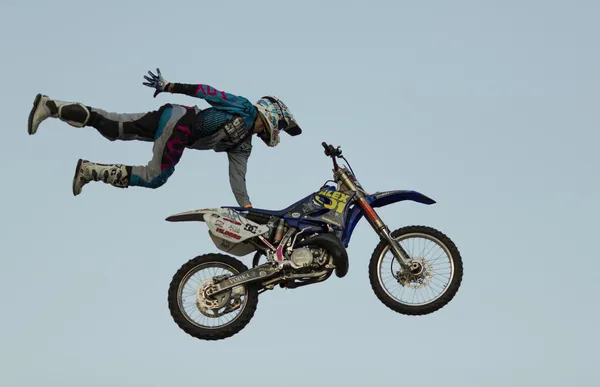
<box><xmin>72</xmin><ymin>158</ymin><xmax>84</xmax><ymax>196</ymax></box>
<box><xmin>27</xmin><ymin>93</ymin><xmax>43</xmax><ymax>135</ymax></box>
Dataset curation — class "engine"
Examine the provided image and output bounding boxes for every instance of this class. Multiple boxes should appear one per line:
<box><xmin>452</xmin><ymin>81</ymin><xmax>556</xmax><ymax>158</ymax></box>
<box><xmin>289</xmin><ymin>247</ymin><xmax>329</xmax><ymax>270</ymax></box>
<box><xmin>290</xmin><ymin>247</ymin><xmax>313</xmax><ymax>268</ymax></box>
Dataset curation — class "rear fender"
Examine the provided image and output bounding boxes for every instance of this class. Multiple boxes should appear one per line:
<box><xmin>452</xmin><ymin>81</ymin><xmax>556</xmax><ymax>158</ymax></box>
<box><xmin>165</xmin><ymin>208</ymin><xmax>218</xmax><ymax>223</ymax></box>
<box><xmin>166</xmin><ymin>208</ymin><xmax>270</xmax><ymax>255</ymax></box>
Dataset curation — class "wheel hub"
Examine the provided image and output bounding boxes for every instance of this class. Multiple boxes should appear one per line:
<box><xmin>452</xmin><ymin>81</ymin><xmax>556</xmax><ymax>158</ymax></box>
<box><xmin>396</xmin><ymin>258</ymin><xmax>433</xmax><ymax>289</ymax></box>
<box><xmin>196</xmin><ymin>279</ymin><xmax>231</xmax><ymax>317</ymax></box>
<box><xmin>408</xmin><ymin>261</ymin><xmax>424</xmax><ymax>275</ymax></box>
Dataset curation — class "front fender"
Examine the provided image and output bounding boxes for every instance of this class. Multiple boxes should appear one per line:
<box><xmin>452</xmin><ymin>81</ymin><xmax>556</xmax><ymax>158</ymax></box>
<box><xmin>340</xmin><ymin>190</ymin><xmax>435</xmax><ymax>247</ymax></box>
<box><xmin>367</xmin><ymin>190</ymin><xmax>436</xmax><ymax>208</ymax></box>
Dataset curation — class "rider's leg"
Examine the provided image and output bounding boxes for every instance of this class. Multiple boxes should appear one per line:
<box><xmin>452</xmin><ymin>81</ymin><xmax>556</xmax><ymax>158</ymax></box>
<box><xmin>72</xmin><ymin>105</ymin><xmax>196</xmax><ymax>195</ymax></box>
<box><xmin>28</xmin><ymin>94</ymin><xmax>92</xmax><ymax>135</ymax></box>
<box><xmin>28</xmin><ymin>93</ymin><xmax>166</xmax><ymax>141</ymax></box>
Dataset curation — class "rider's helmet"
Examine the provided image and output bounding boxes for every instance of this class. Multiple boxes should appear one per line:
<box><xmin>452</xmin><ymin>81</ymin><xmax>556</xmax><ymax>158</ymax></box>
<box><xmin>254</xmin><ymin>96</ymin><xmax>302</xmax><ymax>147</ymax></box>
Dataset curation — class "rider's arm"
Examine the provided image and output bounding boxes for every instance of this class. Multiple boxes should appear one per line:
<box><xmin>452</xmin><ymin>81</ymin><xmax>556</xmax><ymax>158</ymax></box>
<box><xmin>167</xmin><ymin>82</ymin><xmax>248</xmax><ymax>108</ymax></box>
<box><xmin>226</xmin><ymin>139</ymin><xmax>253</xmax><ymax>208</ymax></box>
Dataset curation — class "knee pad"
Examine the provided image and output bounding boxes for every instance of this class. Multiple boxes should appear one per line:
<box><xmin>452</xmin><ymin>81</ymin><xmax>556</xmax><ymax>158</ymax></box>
<box><xmin>57</xmin><ymin>102</ymin><xmax>91</xmax><ymax>127</ymax></box>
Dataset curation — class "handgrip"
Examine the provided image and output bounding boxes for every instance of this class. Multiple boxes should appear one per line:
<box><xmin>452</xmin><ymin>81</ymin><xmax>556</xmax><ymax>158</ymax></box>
<box><xmin>321</xmin><ymin>141</ymin><xmax>342</xmax><ymax>157</ymax></box>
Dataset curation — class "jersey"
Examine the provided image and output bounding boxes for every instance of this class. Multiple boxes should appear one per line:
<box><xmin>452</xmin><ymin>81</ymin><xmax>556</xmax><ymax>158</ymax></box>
<box><xmin>168</xmin><ymin>82</ymin><xmax>259</xmax><ymax>207</ymax></box>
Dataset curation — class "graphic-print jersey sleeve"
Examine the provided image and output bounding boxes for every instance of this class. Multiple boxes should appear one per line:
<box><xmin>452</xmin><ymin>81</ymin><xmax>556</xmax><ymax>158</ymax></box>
<box><xmin>169</xmin><ymin>82</ymin><xmax>250</xmax><ymax>110</ymax></box>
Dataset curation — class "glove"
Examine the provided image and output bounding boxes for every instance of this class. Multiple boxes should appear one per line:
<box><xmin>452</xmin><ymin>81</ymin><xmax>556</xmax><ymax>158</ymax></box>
<box><xmin>143</xmin><ymin>68</ymin><xmax>169</xmax><ymax>98</ymax></box>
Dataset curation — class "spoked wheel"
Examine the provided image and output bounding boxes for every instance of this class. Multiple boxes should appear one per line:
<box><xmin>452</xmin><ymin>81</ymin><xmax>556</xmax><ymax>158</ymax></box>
<box><xmin>369</xmin><ymin>225</ymin><xmax>463</xmax><ymax>315</ymax></box>
<box><xmin>167</xmin><ymin>253</ymin><xmax>259</xmax><ymax>341</ymax></box>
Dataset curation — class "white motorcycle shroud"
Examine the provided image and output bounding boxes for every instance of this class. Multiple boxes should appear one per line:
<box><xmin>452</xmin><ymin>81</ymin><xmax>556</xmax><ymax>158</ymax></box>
<box><xmin>166</xmin><ymin>208</ymin><xmax>270</xmax><ymax>257</ymax></box>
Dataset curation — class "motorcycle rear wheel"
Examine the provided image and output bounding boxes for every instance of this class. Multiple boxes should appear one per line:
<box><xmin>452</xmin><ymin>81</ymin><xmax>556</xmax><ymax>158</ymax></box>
<box><xmin>369</xmin><ymin>225</ymin><xmax>463</xmax><ymax>315</ymax></box>
<box><xmin>167</xmin><ymin>253</ymin><xmax>259</xmax><ymax>341</ymax></box>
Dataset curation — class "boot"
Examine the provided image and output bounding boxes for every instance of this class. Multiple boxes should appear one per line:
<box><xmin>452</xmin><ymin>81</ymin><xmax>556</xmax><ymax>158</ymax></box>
<box><xmin>28</xmin><ymin>93</ymin><xmax>91</xmax><ymax>135</ymax></box>
<box><xmin>72</xmin><ymin>159</ymin><xmax>131</xmax><ymax>196</ymax></box>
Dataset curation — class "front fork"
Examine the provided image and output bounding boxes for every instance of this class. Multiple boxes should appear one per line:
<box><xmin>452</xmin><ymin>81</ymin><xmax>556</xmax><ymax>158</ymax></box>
<box><xmin>336</xmin><ymin>169</ymin><xmax>414</xmax><ymax>269</ymax></box>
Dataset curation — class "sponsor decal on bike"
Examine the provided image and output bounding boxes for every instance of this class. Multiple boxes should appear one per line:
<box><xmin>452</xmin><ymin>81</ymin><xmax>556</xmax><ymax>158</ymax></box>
<box><xmin>219</xmin><ymin>239</ymin><xmax>233</xmax><ymax>249</ymax></box>
<box><xmin>377</xmin><ymin>191</ymin><xmax>397</xmax><ymax>197</ymax></box>
<box><xmin>243</xmin><ymin>223</ymin><xmax>259</xmax><ymax>234</ymax></box>
<box><xmin>223</xmin><ymin>217</ymin><xmax>242</xmax><ymax>226</ymax></box>
<box><xmin>216</xmin><ymin>227</ymin><xmax>241</xmax><ymax>240</ymax></box>
<box><xmin>228</xmin><ymin>224</ymin><xmax>241</xmax><ymax>233</ymax></box>
<box><xmin>229</xmin><ymin>272</ymin><xmax>251</xmax><ymax>284</ymax></box>
<box><xmin>301</xmin><ymin>203</ymin><xmax>314</xmax><ymax>213</ymax></box>
<box><xmin>215</xmin><ymin>219</ymin><xmax>224</xmax><ymax>227</ymax></box>
<box><xmin>314</xmin><ymin>189</ymin><xmax>351</xmax><ymax>214</ymax></box>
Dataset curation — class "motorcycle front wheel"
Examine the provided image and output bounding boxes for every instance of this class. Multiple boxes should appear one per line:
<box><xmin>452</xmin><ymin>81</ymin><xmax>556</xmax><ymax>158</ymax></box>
<box><xmin>369</xmin><ymin>225</ymin><xmax>463</xmax><ymax>316</ymax></box>
<box><xmin>167</xmin><ymin>253</ymin><xmax>259</xmax><ymax>341</ymax></box>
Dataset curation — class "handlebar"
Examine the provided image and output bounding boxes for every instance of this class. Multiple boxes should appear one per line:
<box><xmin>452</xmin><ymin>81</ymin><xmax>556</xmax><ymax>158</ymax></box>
<box><xmin>321</xmin><ymin>142</ymin><xmax>360</xmax><ymax>188</ymax></box>
<box><xmin>321</xmin><ymin>142</ymin><xmax>342</xmax><ymax>157</ymax></box>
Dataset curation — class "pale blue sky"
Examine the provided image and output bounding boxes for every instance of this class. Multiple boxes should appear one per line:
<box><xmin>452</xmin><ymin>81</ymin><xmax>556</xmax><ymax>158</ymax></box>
<box><xmin>1</xmin><ymin>0</ymin><xmax>598</xmax><ymax>386</ymax></box>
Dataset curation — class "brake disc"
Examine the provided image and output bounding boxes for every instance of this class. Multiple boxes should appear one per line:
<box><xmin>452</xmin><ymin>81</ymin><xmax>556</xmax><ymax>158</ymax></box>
<box><xmin>396</xmin><ymin>257</ymin><xmax>434</xmax><ymax>289</ymax></box>
<box><xmin>196</xmin><ymin>279</ymin><xmax>231</xmax><ymax>317</ymax></box>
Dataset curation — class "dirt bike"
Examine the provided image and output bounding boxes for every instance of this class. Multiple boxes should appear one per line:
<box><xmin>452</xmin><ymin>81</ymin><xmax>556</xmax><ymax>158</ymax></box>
<box><xmin>165</xmin><ymin>142</ymin><xmax>464</xmax><ymax>340</ymax></box>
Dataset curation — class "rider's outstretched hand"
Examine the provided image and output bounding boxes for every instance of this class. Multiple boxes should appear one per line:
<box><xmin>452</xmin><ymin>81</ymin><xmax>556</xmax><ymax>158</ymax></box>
<box><xmin>143</xmin><ymin>68</ymin><xmax>170</xmax><ymax>98</ymax></box>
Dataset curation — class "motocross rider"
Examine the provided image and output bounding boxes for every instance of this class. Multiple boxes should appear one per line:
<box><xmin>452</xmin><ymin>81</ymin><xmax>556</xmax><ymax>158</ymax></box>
<box><xmin>27</xmin><ymin>68</ymin><xmax>302</xmax><ymax>208</ymax></box>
